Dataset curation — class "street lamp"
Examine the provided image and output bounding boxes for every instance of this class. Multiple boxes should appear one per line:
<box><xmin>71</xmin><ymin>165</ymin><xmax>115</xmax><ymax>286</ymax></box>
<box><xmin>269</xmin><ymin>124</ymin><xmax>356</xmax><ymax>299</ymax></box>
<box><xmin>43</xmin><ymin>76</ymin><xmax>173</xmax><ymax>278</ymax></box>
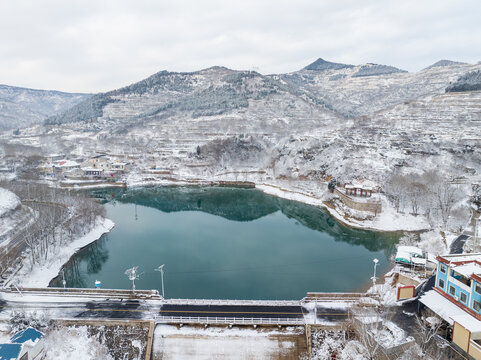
<box><xmin>155</xmin><ymin>264</ymin><xmax>165</xmax><ymax>299</ymax></box>
<box><xmin>371</xmin><ymin>258</ymin><xmax>379</xmax><ymax>296</ymax></box>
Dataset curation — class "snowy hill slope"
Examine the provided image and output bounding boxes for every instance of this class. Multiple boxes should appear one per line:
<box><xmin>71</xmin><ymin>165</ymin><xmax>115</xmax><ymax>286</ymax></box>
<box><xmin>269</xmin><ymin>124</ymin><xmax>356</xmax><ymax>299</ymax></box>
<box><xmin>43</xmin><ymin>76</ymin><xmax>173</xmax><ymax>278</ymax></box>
<box><xmin>0</xmin><ymin>188</ymin><xmax>20</xmax><ymax>217</ymax></box>
<box><xmin>46</xmin><ymin>66</ymin><xmax>340</xmax><ymax>138</ymax></box>
<box><xmin>277</xmin><ymin>60</ymin><xmax>480</xmax><ymax>117</ymax></box>
<box><xmin>2</xmin><ymin>58</ymin><xmax>481</xmax><ymax>193</ymax></box>
<box><xmin>425</xmin><ymin>59</ymin><xmax>467</xmax><ymax>70</ymax></box>
<box><xmin>0</xmin><ymin>85</ymin><xmax>90</xmax><ymax>131</ymax></box>
<box><xmin>303</xmin><ymin>58</ymin><xmax>354</xmax><ymax>71</ymax></box>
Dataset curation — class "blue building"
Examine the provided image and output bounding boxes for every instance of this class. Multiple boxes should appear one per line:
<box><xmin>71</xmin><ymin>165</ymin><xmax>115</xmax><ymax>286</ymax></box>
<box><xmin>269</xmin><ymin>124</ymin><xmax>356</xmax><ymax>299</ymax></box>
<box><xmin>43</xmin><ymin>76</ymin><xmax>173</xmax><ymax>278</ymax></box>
<box><xmin>421</xmin><ymin>253</ymin><xmax>481</xmax><ymax>359</ymax></box>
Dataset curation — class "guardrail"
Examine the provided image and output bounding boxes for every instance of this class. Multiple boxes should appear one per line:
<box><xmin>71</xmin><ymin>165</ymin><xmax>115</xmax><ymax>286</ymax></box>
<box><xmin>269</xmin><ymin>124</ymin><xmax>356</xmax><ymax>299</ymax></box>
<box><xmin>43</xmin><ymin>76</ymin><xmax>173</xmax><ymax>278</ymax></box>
<box><xmin>1</xmin><ymin>287</ymin><xmax>161</xmax><ymax>299</ymax></box>
<box><xmin>163</xmin><ymin>298</ymin><xmax>300</xmax><ymax>306</ymax></box>
<box><xmin>155</xmin><ymin>315</ymin><xmax>305</xmax><ymax>326</ymax></box>
<box><xmin>305</xmin><ymin>292</ymin><xmax>366</xmax><ymax>299</ymax></box>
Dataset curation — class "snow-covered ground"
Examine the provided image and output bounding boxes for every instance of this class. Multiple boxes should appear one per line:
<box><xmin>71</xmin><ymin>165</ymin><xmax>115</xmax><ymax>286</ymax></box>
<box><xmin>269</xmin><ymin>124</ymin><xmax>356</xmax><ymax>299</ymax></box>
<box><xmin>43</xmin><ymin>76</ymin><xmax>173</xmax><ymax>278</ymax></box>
<box><xmin>42</xmin><ymin>326</ymin><xmax>113</xmax><ymax>360</ymax></box>
<box><xmin>12</xmin><ymin>217</ymin><xmax>114</xmax><ymax>288</ymax></box>
<box><xmin>0</xmin><ymin>187</ymin><xmax>20</xmax><ymax>217</ymax></box>
<box><xmin>152</xmin><ymin>325</ymin><xmax>305</xmax><ymax>360</ymax></box>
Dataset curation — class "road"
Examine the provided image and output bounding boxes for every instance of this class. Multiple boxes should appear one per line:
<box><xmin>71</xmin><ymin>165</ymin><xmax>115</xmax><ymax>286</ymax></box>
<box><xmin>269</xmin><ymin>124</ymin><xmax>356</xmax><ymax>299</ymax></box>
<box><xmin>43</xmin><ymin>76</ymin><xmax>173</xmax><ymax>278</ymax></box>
<box><xmin>450</xmin><ymin>234</ymin><xmax>470</xmax><ymax>254</ymax></box>
<box><xmin>0</xmin><ymin>295</ymin><xmax>348</xmax><ymax>324</ymax></box>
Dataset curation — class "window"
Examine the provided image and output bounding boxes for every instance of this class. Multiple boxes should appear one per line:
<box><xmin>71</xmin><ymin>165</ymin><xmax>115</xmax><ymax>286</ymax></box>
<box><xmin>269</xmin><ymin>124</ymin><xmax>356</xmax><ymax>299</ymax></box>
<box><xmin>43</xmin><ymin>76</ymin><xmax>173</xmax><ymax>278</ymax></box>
<box><xmin>449</xmin><ymin>285</ymin><xmax>456</xmax><ymax>296</ymax></box>
<box><xmin>460</xmin><ymin>292</ymin><xmax>467</xmax><ymax>304</ymax></box>
<box><xmin>475</xmin><ymin>283</ymin><xmax>481</xmax><ymax>295</ymax></box>
<box><xmin>438</xmin><ymin>278</ymin><xmax>445</xmax><ymax>289</ymax></box>
<box><xmin>474</xmin><ymin>300</ymin><xmax>481</xmax><ymax>312</ymax></box>
<box><xmin>440</xmin><ymin>263</ymin><xmax>447</xmax><ymax>274</ymax></box>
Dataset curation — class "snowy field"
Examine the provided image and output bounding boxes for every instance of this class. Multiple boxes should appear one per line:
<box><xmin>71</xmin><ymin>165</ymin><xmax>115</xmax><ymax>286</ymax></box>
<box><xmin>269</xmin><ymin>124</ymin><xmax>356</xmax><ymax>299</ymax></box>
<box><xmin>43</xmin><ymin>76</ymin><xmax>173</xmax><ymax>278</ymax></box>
<box><xmin>152</xmin><ymin>325</ymin><xmax>306</xmax><ymax>360</ymax></box>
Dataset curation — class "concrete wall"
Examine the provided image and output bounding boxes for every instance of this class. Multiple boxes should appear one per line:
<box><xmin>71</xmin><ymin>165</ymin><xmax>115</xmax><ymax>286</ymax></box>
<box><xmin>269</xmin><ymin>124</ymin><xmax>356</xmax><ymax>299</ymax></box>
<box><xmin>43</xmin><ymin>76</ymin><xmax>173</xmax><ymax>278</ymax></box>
<box><xmin>334</xmin><ymin>189</ymin><xmax>381</xmax><ymax>214</ymax></box>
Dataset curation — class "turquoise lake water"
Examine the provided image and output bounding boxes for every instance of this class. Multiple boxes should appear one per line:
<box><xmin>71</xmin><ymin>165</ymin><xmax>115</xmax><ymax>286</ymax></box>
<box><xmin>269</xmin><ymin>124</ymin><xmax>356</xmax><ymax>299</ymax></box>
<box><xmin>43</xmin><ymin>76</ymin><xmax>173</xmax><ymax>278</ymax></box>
<box><xmin>50</xmin><ymin>186</ymin><xmax>398</xmax><ymax>300</ymax></box>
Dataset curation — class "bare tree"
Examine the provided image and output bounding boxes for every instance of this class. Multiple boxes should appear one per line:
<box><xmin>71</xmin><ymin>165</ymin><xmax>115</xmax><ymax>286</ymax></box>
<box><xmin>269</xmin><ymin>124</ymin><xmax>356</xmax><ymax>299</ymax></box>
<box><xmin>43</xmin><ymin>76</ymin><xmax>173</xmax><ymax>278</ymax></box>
<box><xmin>413</xmin><ymin>315</ymin><xmax>444</xmax><ymax>357</ymax></box>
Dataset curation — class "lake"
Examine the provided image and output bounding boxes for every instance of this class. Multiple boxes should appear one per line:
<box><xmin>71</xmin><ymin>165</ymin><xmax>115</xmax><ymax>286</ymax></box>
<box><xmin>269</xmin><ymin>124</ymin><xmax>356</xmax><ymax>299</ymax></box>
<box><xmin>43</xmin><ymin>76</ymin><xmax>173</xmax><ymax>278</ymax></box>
<box><xmin>50</xmin><ymin>186</ymin><xmax>398</xmax><ymax>300</ymax></box>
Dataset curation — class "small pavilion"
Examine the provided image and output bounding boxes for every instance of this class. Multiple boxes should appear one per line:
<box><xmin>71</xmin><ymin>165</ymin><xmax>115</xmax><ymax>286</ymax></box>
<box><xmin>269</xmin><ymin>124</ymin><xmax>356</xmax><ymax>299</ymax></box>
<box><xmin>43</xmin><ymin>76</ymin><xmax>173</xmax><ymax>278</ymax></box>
<box><xmin>344</xmin><ymin>184</ymin><xmax>373</xmax><ymax>197</ymax></box>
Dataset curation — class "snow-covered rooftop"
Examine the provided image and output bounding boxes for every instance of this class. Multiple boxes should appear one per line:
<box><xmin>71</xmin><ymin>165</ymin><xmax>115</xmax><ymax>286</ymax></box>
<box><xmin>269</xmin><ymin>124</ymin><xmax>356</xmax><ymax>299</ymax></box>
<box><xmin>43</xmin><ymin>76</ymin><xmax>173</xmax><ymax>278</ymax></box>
<box><xmin>56</xmin><ymin>160</ymin><xmax>79</xmax><ymax>168</ymax></box>
<box><xmin>451</xmin><ymin>314</ymin><xmax>481</xmax><ymax>338</ymax></box>
<box><xmin>439</xmin><ymin>253</ymin><xmax>481</xmax><ymax>264</ymax></box>
<box><xmin>10</xmin><ymin>327</ymin><xmax>43</xmax><ymax>344</ymax></box>
<box><xmin>0</xmin><ymin>343</ymin><xmax>22</xmax><ymax>360</ymax></box>
<box><xmin>419</xmin><ymin>290</ymin><xmax>470</xmax><ymax>325</ymax></box>
<box><xmin>81</xmin><ymin>167</ymin><xmax>103</xmax><ymax>172</ymax></box>
<box><xmin>453</xmin><ymin>262</ymin><xmax>481</xmax><ymax>278</ymax></box>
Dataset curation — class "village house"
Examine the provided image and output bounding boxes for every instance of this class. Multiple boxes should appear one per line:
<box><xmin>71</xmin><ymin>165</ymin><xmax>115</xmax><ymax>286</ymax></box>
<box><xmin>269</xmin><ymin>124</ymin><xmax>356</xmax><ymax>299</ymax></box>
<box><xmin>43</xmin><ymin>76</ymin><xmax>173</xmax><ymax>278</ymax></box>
<box><xmin>332</xmin><ymin>180</ymin><xmax>382</xmax><ymax>214</ymax></box>
<box><xmin>0</xmin><ymin>327</ymin><xmax>45</xmax><ymax>360</ymax></box>
<box><xmin>420</xmin><ymin>253</ymin><xmax>481</xmax><ymax>359</ymax></box>
<box><xmin>86</xmin><ymin>154</ymin><xmax>110</xmax><ymax>170</ymax></box>
<box><xmin>39</xmin><ymin>158</ymin><xmax>80</xmax><ymax>178</ymax></box>
<box><xmin>109</xmin><ymin>160</ymin><xmax>130</xmax><ymax>174</ymax></box>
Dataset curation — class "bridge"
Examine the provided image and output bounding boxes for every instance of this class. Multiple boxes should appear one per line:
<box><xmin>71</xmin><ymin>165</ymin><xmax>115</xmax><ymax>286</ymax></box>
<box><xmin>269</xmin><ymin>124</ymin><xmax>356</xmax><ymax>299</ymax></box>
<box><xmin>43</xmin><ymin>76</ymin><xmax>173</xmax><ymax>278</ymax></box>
<box><xmin>0</xmin><ymin>287</ymin><xmax>372</xmax><ymax>326</ymax></box>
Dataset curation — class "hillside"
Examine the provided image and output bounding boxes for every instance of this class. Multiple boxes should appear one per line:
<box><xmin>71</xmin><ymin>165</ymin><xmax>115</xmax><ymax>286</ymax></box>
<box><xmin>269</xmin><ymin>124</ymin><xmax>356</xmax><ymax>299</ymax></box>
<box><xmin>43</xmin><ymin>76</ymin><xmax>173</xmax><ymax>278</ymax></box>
<box><xmin>2</xmin><ymin>58</ymin><xmax>480</xmax><ymax>192</ymax></box>
<box><xmin>0</xmin><ymin>84</ymin><xmax>90</xmax><ymax>131</ymax></box>
<box><xmin>277</xmin><ymin>60</ymin><xmax>477</xmax><ymax>118</ymax></box>
<box><xmin>446</xmin><ymin>70</ymin><xmax>481</xmax><ymax>92</ymax></box>
<box><xmin>45</xmin><ymin>66</ymin><xmax>340</xmax><ymax>137</ymax></box>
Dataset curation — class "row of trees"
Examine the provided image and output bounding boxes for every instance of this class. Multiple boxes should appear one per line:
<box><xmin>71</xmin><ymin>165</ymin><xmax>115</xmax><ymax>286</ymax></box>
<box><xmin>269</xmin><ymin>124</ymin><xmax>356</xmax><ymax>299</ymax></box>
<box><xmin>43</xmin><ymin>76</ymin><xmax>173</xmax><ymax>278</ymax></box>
<box><xmin>0</xmin><ymin>181</ymin><xmax>105</xmax><ymax>275</ymax></box>
<box><xmin>383</xmin><ymin>170</ymin><xmax>468</xmax><ymax>230</ymax></box>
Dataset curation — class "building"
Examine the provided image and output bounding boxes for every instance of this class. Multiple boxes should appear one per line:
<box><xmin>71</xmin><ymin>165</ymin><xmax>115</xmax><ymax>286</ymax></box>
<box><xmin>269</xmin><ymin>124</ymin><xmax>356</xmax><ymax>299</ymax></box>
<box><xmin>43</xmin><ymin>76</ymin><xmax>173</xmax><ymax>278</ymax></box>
<box><xmin>344</xmin><ymin>184</ymin><xmax>373</xmax><ymax>197</ymax></box>
<box><xmin>420</xmin><ymin>253</ymin><xmax>481</xmax><ymax>359</ymax></box>
<box><xmin>0</xmin><ymin>327</ymin><xmax>44</xmax><ymax>360</ymax></box>
<box><xmin>109</xmin><ymin>161</ymin><xmax>130</xmax><ymax>174</ymax></box>
<box><xmin>82</xmin><ymin>167</ymin><xmax>104</xmax><ymax>177</ymax></box>
<box><xmin>87</xmin><ymin>154</ymin><xmax>110</xmax><ymax>170</ymax></box>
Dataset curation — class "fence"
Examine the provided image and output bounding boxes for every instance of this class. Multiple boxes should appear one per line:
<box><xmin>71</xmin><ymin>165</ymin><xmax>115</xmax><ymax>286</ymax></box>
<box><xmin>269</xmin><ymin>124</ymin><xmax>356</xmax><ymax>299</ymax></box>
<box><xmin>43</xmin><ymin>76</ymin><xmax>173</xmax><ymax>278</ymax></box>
<box><xmin>155</xmin><ymin>315</ymin><xmax>305</xmax><ymax>326</ymax></box>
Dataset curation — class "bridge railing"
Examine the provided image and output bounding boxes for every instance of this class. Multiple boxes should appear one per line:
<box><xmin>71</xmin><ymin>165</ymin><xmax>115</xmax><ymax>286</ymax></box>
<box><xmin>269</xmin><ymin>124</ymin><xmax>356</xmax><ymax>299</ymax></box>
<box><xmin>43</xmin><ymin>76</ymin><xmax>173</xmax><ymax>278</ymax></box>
<box><xmin>0</xmin><ymin>287</ymin><xmax>161</xmax><ymax>300</ymax></box>
<box><xmin>155</xmin><ymin>315</ymin><xmax>305</xmax><ymax>326</ymax></box>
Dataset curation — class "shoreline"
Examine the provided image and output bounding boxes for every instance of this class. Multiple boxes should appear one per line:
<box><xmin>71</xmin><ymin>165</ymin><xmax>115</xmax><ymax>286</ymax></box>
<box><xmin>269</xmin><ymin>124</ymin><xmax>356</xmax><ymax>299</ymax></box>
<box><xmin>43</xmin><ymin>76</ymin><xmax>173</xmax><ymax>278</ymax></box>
<box><xmin>12</xmin><ymin>217</ymin><xmax>115</xmax><ymax>288</ymax></box>
<box><xmin>255</xmin><ymin>183</ymin><xmax>429</xmax><ymax>233</ymax></box>
<box><xmin>95</xmin><ymin>176</ymin><xmax>428</xmax><ymax>234</ymax></box>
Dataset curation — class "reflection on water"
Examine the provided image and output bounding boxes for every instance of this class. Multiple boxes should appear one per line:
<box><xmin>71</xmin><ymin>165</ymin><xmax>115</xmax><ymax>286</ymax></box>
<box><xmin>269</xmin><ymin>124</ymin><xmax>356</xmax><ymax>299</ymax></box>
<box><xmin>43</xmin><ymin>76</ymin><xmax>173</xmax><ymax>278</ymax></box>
<box><xmin>51</xmin><ymin>186</ymin><xmax>399</xmax><ymax>299</ymax></box>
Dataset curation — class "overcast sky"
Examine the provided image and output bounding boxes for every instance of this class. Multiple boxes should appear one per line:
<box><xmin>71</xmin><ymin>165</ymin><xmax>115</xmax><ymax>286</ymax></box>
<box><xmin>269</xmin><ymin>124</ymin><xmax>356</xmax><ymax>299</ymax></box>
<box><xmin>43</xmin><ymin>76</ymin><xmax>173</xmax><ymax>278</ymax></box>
<box><xmin>0</xmin><ymin>0</ymin><xmax>479</xmax><ymax>93</ymax></box>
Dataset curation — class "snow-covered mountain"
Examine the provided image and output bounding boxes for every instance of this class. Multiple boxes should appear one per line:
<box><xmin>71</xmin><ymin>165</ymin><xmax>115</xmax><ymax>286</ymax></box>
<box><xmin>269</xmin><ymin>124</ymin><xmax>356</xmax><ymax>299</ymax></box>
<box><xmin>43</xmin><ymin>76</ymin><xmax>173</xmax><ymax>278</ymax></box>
<box><xmin>276</xmin><ymin>59</ymin><xmax>476</xmax><ymax>117</ymax></box>
<box><xmin>2</xmin><ymin>58</ymin><xmax>481</xmax><ymax>188</ymax></box>
<box><xmin>0</xmin><ymin>84</ymin><xmax>90</xmax><ymax>131</ymax></box>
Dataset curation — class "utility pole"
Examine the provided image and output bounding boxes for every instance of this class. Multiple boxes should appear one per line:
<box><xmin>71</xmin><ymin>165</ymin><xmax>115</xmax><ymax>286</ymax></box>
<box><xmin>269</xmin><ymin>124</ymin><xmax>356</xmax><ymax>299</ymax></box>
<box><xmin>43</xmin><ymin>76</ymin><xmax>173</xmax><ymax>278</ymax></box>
<box><xmin>155</xmin><ymin>264</ymin><xmax>165</xmax><ymax>299</ymax></box>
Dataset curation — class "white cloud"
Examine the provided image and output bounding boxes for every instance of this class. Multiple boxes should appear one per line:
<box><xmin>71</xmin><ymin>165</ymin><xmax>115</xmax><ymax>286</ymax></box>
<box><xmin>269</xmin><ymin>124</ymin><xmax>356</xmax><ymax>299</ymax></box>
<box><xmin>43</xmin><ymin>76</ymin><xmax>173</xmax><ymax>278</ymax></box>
<box><xmin>0</xmin><ymin>0</ymin><xmax>479</xmax><ymax>92</ymax></box>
